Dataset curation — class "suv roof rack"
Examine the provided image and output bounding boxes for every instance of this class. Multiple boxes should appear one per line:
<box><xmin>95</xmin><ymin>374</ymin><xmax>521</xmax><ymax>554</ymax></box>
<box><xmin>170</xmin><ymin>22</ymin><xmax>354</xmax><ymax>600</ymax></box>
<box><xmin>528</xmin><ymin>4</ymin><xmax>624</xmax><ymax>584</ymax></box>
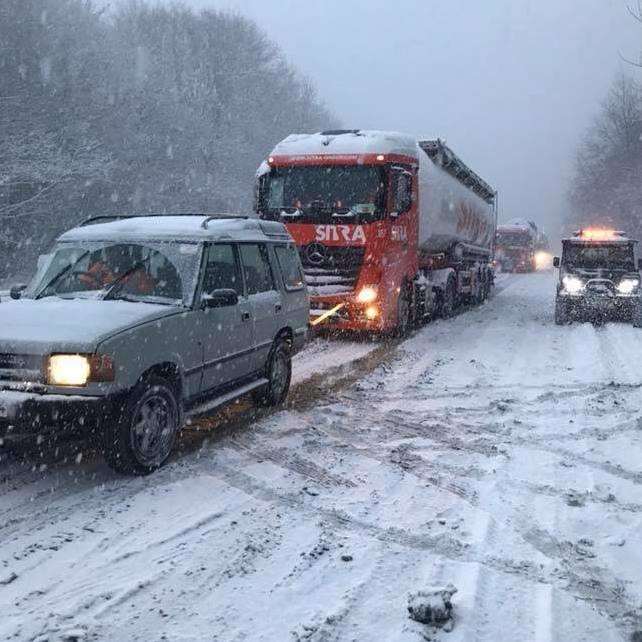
<box><xmin>79</xmin><ymin>213</ymin><xmax>249</xmax><ymax>228</ymax></box>
<box><xmin>319</xmin><ymin>129</ymin><xmax>361</xmax><ymax>136</ymax></box>
<box><xmin>201</xmin><ymin>214</ymin><xmax>251</xmax><ymax>229</ymax></box>
<box><xmin>79</xmin><ymin>215</ymin><xmax>137</xmax><ymax>227</ymax></box>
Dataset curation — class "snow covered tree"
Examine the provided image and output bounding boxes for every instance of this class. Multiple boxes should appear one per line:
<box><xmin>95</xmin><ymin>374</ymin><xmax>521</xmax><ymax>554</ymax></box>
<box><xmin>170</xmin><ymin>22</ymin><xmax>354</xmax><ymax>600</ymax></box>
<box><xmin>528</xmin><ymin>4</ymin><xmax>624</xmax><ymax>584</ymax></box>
<box><xmin>0</xmin><ymin>0</ymin><xmax>336</xmax><ymax>277</ymax></box>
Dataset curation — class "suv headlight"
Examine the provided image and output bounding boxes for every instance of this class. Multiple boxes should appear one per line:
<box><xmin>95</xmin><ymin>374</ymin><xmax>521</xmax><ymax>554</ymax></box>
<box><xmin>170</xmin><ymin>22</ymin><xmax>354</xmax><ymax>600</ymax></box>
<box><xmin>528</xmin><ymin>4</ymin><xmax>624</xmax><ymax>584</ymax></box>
<box><xmin>48</xmin><ymin>355</ymin><xmax>91</xmax><ymax>386</ymax></box>
<box><xmin>617</xmin><ymin>278</ymin><xmax>639</xmax><ymax>295</ymax></box>
<box><xmin>47</xmin><ymin>354</ymin><xmax>115</xmax><ymax>386</ymax></box>
<box><xmin>562</xmin><ymin>275</ymin><xmax>585</xmax><ymax>295</ymax></box>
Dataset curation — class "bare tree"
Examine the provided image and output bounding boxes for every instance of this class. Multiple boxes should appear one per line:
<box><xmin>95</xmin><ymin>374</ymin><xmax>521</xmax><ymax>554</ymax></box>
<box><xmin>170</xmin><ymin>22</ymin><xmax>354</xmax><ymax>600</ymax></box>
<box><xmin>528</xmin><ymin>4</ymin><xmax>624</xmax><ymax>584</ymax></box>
<box><xmin>622</xmin><ymin>1</ymin><xmax>642</xmax><ymax>66</ymax></box>
<box><xmin>0</xmin><ymin>0</ymin><xmax>338</xmax><ymax>276</ymax></box>
<box><xmin>569</xmin><ymin>75</ymin><xmax>642</xmax><ymax>235</ymax></box>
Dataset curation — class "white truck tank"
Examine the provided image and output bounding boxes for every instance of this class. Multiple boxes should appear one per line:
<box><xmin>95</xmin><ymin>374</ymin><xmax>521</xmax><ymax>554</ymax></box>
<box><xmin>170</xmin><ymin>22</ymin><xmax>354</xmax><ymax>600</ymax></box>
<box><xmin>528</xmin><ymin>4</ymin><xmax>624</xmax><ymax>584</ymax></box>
<box><xmin>417</xmin><ymin>140</ymin><xmax>497</xmax><ymax>256</ymax></box>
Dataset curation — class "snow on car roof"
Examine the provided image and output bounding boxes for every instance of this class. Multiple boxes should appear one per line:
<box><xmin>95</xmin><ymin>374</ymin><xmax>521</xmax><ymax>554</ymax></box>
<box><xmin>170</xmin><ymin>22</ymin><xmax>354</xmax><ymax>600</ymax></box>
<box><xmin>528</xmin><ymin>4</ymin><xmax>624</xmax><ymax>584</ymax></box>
<box><xmin>269</xmin><ymin>129</ymin><xmax>422</xmax><ymax>159</ymax></box>
<box><xmin>59</xmin><ymin>215</ymin><xmax>290</xmax><ymax>243</ymax></box>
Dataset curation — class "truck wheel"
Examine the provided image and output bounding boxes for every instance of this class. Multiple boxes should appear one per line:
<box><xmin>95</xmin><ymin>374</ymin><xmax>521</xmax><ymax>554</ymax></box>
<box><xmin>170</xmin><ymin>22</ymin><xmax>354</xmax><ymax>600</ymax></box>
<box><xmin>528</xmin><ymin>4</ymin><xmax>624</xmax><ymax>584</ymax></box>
<box><xmin>440</xmin><ymin>279</ymin><xmax>456</xmax><ymax>318</ymax></box>
<box><xmin>474</xmin><ymin>272</ymin><xmax>485</xmax><ymax>305</ymax></box>
<box><xmin>104</xmin><ymin>375</ymin><xmax>180</xmax><ymax>475</ymax></box>
<box><xmin>394</xmin><ymin>287</ymin><xmax>412</xmax><ymax>336</ymax></box>
<box><xmin>253</xmin><ymin>339</ymin><xmax>292</xmax><ymax>407</ymax></box>
<box><xmin>480</xmin><ymin>272</ymin><xmax>490</xmax><ymax>302</ymax></box>
<box><xmin>634</xmin><ymin>303</ymin><xmax>642</xmax><ymax>328</ymax></box>
<box><xmin>554</xmin><ymin>298</ymin><xmax>570</xmax><ymax>325</ymax></box>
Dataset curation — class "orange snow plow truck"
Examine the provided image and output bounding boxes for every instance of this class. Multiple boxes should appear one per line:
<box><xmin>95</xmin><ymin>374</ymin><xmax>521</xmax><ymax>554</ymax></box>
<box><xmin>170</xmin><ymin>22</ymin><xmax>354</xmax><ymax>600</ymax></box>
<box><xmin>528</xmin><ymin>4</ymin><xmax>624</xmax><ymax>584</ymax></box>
<box><xmin>255</xmin><ymin>130</ymin><xmax>497</xmax><ymax>334</ymax></box>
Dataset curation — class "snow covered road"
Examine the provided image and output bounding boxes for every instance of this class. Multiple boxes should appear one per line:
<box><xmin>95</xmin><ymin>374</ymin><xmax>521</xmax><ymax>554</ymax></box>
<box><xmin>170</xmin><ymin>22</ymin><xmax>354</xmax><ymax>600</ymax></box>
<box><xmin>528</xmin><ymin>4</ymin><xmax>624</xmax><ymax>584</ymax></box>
<box><xmin>2</xmin><ymin>273</ymin><xmax>642</xmax><ymax>641</ymax></box>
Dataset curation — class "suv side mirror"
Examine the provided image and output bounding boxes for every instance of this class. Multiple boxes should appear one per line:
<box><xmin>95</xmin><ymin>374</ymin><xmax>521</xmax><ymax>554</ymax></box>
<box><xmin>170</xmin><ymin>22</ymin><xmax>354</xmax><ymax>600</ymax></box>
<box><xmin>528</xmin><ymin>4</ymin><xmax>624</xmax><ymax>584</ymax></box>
<box><xmin>10</xmin><ymin>284</ymin><xmax>27</xmax><ymax>300</ymax></box>
<box><xmin>553</xmin><ymin>257</ymin><xmax>560</xmax><ymax>268</ymax></box>
<box><xmin>202</xmin><ymin>288</ymin><xmax>238</xmax><ymax>309</ymax></box>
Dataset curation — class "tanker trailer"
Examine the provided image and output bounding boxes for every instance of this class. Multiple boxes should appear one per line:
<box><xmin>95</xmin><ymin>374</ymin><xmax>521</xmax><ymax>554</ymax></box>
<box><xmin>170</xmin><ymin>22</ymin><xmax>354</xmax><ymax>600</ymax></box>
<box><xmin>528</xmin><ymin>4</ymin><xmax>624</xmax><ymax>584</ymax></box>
<box><xmin>256</xmin><ymin>130</ymin><xmax>497</xmax><ymax>335</ymax></box>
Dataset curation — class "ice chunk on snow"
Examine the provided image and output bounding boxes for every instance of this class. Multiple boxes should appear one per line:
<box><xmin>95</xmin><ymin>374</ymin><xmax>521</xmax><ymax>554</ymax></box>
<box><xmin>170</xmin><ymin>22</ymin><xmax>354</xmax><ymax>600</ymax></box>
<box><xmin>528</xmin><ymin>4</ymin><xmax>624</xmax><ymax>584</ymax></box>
<box><xmin>407</xmin><ymin>584</ymin><xmax>457</xmax><ymax>629</ymax></box>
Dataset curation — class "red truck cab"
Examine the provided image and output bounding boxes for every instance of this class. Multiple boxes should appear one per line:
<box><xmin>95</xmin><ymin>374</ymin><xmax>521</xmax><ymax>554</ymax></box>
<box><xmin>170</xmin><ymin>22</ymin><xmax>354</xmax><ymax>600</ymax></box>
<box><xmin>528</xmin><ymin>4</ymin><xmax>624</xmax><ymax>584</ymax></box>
<box><xmin>256</xmin><ymin>131</ymin><xmax>420</xmax><ymax>332</ymax></box>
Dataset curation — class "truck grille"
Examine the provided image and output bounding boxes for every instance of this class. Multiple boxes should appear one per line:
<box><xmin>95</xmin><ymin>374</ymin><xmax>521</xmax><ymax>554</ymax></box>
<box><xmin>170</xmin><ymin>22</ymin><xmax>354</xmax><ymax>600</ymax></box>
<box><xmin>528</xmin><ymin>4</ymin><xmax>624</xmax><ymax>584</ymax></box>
<box><xmin>299</xmin><ymin>245</ymin><xmax>365</xmax><ymax>296</ymax></box>
<box><xmin>0</xmin><ymin>353</ymin><xmax>43</xmax><ymax>383</ymax></box>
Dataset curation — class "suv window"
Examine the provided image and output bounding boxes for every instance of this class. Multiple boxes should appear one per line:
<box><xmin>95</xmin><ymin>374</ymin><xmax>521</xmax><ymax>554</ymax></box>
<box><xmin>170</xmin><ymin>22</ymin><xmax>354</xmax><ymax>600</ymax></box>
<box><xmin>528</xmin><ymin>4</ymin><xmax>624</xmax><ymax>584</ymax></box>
<box><xmin>275</xmin><ymin>244</ymin><xmax>305</xmax><ymax>290</ymax></box>
<box><xmin>239</xmin><ymin>244</ymin><xmax>275</xmax><ymax>294</ymax></box>
<box><xmin>202</xmin><ymin>244</ymin><xmax>242</xmax><ymax>294</ymax></box>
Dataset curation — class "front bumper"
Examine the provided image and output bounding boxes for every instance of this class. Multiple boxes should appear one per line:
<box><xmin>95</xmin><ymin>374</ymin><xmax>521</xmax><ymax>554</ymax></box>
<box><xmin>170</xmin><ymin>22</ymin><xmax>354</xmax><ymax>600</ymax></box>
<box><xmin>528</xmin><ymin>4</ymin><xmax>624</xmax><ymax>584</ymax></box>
<box><xmin>560</xmin><ymin>293</ymin><xmax>638</xmax><ymax>318</ymax></box>
<box><xmin>309</xmin><ymin>296</ymin><xmax>388</xmax><ymax>332</ymax></box>
<box><xmin>0</xmin><ymin>389</ymin><xmax>118</xmax><ymax>442</ymax></box>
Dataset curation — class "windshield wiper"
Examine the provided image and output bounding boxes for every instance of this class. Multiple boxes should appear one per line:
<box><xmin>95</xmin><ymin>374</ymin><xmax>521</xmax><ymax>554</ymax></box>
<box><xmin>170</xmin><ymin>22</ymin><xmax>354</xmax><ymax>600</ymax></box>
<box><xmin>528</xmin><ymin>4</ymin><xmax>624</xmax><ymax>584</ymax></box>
<box><xmin>106</xmin><ymin>293</ymin><xmax>177</xmax><ymax>306</ymax></box>
<box><xmin>103</xmin><ymin>258</ymin><xmax>151</xmax><ymax>301</ymax></box>
<box><xmin>35</xmin><ymin>251</ymin><xmax>91</xmax><ymax>299</ymax></box>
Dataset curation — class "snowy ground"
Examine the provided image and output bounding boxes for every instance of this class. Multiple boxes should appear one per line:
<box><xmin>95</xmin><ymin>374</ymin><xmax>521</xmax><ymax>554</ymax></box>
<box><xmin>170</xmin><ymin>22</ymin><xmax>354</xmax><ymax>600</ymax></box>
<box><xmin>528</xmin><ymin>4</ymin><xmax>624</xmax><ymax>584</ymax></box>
<box><xmin>2</xmin><ymin>273</ymin><xmax>642</xmax><ymax>642</ymax></box>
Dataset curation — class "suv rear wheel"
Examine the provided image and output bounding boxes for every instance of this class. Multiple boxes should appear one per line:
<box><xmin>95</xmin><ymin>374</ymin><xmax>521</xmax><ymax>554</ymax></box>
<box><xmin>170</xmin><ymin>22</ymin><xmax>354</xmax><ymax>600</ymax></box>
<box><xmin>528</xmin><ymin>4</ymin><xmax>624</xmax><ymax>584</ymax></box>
<box><xmin>104</xmin><ymin>375</ymin><xmax>180</xmax><ymax>475</ymax></box>
<box><xmin>254</xmin><ymin>339</ymin><xmax>292</xmax><ymax>407</ymax></box>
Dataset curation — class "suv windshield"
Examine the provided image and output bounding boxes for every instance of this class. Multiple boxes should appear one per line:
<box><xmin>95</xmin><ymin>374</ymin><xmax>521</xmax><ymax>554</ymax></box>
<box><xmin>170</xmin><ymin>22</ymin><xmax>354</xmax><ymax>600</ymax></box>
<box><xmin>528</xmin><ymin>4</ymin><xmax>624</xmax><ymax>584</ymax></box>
<box><xmin>562</xmin><ymin>243</ymin><xmax>635</xmax><ymax>270</ymax></box>
<box><xmin>28</xmin><ymin>241</ymin><xmax>202</xmax><ymax>306</ymax></box>
<box><xmin>261</xmin><ymin>165</ymin><xmax>385</xmax><ymax>223</ymax></box>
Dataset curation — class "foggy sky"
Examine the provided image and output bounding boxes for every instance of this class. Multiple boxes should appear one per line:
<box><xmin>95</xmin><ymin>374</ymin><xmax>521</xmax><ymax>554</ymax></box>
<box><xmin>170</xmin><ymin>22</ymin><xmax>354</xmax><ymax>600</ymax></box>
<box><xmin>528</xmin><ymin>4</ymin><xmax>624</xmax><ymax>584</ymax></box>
<box><xmin>141</xmin><ymin>0</ymin><xmax>641</xmax><ymax>237</ymax></box>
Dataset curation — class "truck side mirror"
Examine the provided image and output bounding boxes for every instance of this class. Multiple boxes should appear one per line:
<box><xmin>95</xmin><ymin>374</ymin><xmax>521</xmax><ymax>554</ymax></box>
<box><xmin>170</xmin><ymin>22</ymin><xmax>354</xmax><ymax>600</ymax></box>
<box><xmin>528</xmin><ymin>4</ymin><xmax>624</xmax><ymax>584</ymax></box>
<box><xmin>553</xmin><ymin>257</ymin><xmax>560</xmax><ymax>268</ymax></box>
<box><xmin>10</xmin><ymin>284</ymin><xmax>27</xmax><ymax>300</ymax></box>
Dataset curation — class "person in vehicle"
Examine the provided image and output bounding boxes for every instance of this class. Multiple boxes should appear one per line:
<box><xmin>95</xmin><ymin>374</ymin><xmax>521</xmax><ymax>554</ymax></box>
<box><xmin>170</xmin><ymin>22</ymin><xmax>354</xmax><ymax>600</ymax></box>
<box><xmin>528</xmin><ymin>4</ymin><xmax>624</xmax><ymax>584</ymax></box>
<box><xmin>80</xmin><ymin>244</ymin><xmax>156</xmax><ymax>294</ymax></box>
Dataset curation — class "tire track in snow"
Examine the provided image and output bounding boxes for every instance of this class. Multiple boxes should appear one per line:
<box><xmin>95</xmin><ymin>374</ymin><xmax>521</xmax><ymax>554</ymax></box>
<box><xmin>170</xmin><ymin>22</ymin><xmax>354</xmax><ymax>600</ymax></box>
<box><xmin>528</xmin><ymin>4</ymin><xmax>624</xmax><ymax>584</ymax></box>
<box><xmin>205</xmin><ymin>456</ymin><xmax>642</xmax><ymax>638</ymax></box>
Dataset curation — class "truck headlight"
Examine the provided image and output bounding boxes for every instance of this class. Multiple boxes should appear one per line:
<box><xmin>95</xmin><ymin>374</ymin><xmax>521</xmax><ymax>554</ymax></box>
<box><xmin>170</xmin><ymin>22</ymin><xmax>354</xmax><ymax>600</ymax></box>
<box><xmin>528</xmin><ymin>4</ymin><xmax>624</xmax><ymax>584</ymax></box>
<box><xmin>47</xmin><ymin>355</ymin><xmax>91</xmax><ymax>386</ymax></box>
<box><xmin>562</xmin><ymin>275</ymin><xmax>585</xmax><ymax>295</ymax></box>
<box><xmin>356</xmin><ymin>286</ymin><xmax>378</xmax><ymax>304</ymax></box>
<box><xmin>46</xmin><ymin>354</ymin><xmax>115</xmax><ymax>386</ymax></box>
<box><xmin>617</xmin><ymin>278</ymin><xmax>639</xmax><ymax>295</ymax></box>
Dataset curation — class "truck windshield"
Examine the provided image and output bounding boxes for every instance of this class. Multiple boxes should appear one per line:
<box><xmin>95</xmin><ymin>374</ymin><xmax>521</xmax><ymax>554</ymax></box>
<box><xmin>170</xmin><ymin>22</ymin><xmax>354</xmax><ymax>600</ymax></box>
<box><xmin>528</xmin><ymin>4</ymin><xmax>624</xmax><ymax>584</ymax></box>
<box><xmin>261</xmin><ymin>165</ymin><xmax>385</xmax><ymax>223</ymax></box>
<box><xmin>563</xmin><ymin>244</ymin><xmax>635</xmax><ymax>270</ymax></box>
<box><xmin>496</xmin><ymin>231</ymin><xmax>531</xmax><ymax>246</ymax></box>
<box><xmin>27</xmin><ymin>240</ymin><xmax>202</xmax><ymax>306</ymax></box>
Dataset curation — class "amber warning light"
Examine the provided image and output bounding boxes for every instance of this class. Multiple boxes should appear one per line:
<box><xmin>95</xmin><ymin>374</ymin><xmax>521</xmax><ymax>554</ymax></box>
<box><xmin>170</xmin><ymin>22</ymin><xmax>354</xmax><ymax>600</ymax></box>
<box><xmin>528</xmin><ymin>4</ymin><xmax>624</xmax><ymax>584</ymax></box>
<box><xmin>575</xmin><ymin>229</ymin><xmax>626</xmax><ymax>241</ymax></box>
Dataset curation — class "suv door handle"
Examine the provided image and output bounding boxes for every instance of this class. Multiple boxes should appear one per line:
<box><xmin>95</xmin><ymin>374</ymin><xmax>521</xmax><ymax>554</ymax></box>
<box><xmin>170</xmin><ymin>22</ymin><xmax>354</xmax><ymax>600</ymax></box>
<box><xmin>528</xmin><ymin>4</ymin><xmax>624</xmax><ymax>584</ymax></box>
<box><xmin>275</xmin><ymin>304</ymin><xmax>282</xmax><ymax>314</ymax></box>
<box><xmin>241</xmin><ymin>311</ymin><xmax>251</xmax><ymax>321</ymax></box>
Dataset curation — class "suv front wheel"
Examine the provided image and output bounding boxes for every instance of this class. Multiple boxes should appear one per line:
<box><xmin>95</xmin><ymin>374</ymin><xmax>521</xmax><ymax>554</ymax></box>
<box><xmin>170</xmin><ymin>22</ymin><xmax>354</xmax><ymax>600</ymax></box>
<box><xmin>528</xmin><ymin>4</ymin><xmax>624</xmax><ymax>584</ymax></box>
<box><xmin>254</xmin><ymin>339</ymin><xmax>292</xmax><ymax>407</ymax></box>
<box><xmin>554</xmin><ymin>297</ymin><xmax>570</xmax><ymax>325</ymax></box>
<box><xmin>104</xmin><ymin>375</ymin><xmax>181</xmax><ymax>475</ymax></box>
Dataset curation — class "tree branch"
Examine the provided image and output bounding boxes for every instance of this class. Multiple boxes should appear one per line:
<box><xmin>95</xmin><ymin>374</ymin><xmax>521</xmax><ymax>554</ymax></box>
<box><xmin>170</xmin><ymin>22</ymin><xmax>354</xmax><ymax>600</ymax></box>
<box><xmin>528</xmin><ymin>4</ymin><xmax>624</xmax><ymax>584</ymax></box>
<box><xmin>626</xmin><ymin>1</ymin><xmax>642</xmax><ymax>22</ymax></box>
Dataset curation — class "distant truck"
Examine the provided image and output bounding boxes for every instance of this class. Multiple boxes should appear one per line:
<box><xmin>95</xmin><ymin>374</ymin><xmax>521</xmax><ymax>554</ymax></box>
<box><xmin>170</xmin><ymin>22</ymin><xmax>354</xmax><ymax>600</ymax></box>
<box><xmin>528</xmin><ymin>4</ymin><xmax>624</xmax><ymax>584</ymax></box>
<box><xmin>255</xmin><ymin>129</ymin><xmax>497</xmax><ymax>335</ymax></box>
<box><xmin>554</xmin><ymin>229</ymin><xmax>641</xmax><ymax>325</ymax></box>
<box><xmin>494</xmin><ymin>219</ymin><xmax>540</xmax><ymax>272</ymax></box>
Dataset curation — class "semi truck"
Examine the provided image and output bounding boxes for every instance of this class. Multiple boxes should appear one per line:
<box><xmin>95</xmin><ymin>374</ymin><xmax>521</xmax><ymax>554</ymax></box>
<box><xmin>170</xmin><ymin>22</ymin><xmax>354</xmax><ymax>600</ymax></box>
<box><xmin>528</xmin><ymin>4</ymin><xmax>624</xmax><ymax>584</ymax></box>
<box><xmin>494</xmin><ymin>219</ymin><xmax>539</xmax><ymax>272</ymax></box>
<box><xmin>255</xmin><ymin>129</ymin><xmax>497</xmax><ymax>335</ymax></box>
